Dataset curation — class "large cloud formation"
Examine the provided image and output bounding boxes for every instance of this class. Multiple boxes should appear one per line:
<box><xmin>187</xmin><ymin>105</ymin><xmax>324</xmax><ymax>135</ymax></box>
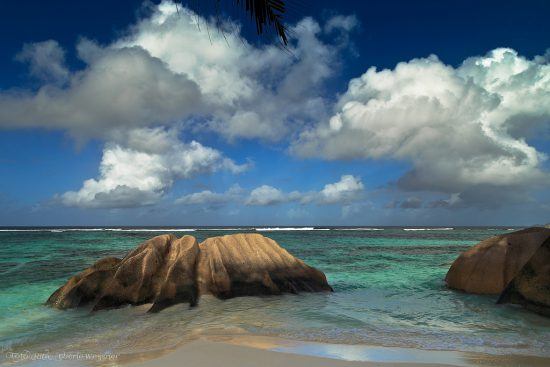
<box><xmin>119</xmin><ymin>3</ymin><xmax>351</xmax><ymax>141</ymax></box>
<box><xmin>0</xmin><ymin>1</ymin><xmax>355</xmax><ymax>209</ymax></box>
<box><xmin>294</xmin><ymin>48</ymin><xmax>549</xmax><ymax>207</ymax></box>
<box><xmin>2</xmin><ymin>1</ymin><xmax>547</xmax><ymax>212</ymax></box>
<box><xmin>0</xmin><ymin>1</ymin><xmax>352</xmax><ymax>142</ymax></box>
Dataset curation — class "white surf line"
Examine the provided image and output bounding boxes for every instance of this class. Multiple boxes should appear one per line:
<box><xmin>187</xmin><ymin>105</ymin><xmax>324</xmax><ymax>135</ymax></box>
<box><xmin>0</xmin><ymin>229</ymin><xmax>46</xmax><ymax>232</ymax></box>
<box><xmin>105</xmin><ymin>228</ymin><xmax>196</xmax><ymax>232</ymax></box>
<box><xmin>198</xmin><ymin>228</ymin><xmax>250</xmax><ymax>231</ymax></box>
<box><xmin>335</xmin><ymin>228</ymin><xmax>385</xmax><ymax>231</ymax></box>
<box><xmin>0</xmin><ymin>228</ymin><xmax>198</xmax><ymax>232</ymax></box>
<box><xmin>254</xmin><ymin>227</ymin><xmax>331</xmax><ymax>231</ymax></box>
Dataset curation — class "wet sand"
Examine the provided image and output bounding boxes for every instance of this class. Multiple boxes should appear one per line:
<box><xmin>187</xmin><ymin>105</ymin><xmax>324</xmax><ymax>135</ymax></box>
<box><xmin>129</xmin><ymin>339</ymin><xmax>452</xmax><ymax>367</ymax></box>
<box><xmin>126</xmin><ymin>335</ymin><xmax>550</xmax><ymax>367</ymax></box>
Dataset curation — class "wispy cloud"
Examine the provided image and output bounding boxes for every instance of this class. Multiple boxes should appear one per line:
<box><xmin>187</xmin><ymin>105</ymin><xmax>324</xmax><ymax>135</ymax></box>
<box><xmin>174</xmin><ymin>175</ymin><xmax>365</xmax><ymax>209</ymax></box>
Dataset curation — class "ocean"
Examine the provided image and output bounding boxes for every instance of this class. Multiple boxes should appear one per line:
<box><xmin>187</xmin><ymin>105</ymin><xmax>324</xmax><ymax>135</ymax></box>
<box><xmin>1</xmin><ymin>227</ymin><xmax>549</xmax><ymax>365</ymax></box>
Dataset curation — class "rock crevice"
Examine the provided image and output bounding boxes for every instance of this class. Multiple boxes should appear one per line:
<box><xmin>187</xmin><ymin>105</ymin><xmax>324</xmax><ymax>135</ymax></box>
<box><xmin>445</xmin><ymin>227</ymin><xmax>550</xmax><ymax>295</ymax></box>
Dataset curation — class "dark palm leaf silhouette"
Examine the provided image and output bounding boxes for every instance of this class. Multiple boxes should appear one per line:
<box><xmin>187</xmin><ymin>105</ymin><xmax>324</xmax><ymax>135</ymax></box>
<box><xmin>185</xmin><ymin>0</ymin><xmax>289</xmax><ymax>45</ymax></box>
<box><xmin>236</xmin><ymin>0</ymin><xmax>288</xmax><ymax>45</ymax></box>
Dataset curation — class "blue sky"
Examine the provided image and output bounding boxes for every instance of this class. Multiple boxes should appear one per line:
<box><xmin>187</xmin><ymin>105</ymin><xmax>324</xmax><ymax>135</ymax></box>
<box><xmin>0</xmin><ymin>0</ymin><xmax>549</xmax><ymax>226</ymax></box>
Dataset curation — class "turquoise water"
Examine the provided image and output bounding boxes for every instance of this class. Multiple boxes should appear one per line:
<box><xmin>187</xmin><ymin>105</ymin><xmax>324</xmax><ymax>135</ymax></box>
<box><xmin>1</xmin><ymin>227</ymin><xmax>549</xmax><ymax>365</ymax></box>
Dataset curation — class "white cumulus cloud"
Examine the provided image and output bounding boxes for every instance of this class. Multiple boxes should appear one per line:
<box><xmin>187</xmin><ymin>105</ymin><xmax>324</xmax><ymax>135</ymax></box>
<box><xmin>246</xmin><ymin>175</ymin><xmax>364</xmax><ymax>206</ymax></box>
<box><xmin>293</xmin><ymin>48</ymin><xmax>549</xmax><ymax>206</ymax></box>
<box><xmin>245</xmin><ymin>185</ymin><xmax>293</xmax><ymax>206</ymax></box>
<box><xmin>61</xmin><ymin>128</ymin><xmax>248</xmax><ymax>208</ymax></box>
<box><xmin>0</xmin><ymin>1</ymin><xmax>354</xmax><ymax>142</ymax></box>
<box><xmin>175</xmin><ymin>184</ymin><xmax>244</xmax><ymax>206</ymax></box>
<box><xmin>318</xmin><ymin>174</ymin><xmax>364</xmax><ymax>204</ymax></box>
<box><xmin>122</xmin><ymin>4</ymin><xmax>351</xmax><ymax>141</ymax></box>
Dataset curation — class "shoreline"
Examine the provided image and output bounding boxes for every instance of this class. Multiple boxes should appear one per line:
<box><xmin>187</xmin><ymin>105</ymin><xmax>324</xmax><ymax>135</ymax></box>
<box><xmin>119</xmin><ymin>334</ymin><xmax>550</xmax><ymax>367</ymax></box>
<box><xmin>6</xmin><ymin>332</ymin><xmax>550</xmax><ymax>367</ymax></box>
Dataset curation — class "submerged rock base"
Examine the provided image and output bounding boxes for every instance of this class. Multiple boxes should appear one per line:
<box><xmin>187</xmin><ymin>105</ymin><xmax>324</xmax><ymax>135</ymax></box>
<box><xmin>47</xmin><ymin>233</ymin><xmax>332</xmax><ymax>312</ymax></box>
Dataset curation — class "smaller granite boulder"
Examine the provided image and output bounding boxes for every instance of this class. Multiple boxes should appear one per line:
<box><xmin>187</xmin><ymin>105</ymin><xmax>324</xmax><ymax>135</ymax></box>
<box><xmin>445</xmin><ymin>227</ymin><xmax>550</xmax><ymax>294</ymax></box>
<box><xmin>197</xmin><ymin>233</ymin><xmax>333</xmax><ymax>298</ymax></box>
<box><xmin>498</xmin><ymin>236</ymin><xmax>550</xmax><ymax>317</ymax></box>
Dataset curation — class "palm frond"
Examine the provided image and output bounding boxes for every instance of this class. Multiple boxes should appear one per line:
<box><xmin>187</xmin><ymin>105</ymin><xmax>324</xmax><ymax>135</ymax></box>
<box><xmin>235</xmin><ymin>0</ymin><xmax>288</xmax><ymax>45</ymax></box>
<box><xmin>185</xmin><ymin>0</ymin><xmax>289</xmax><ymax>45</ymax></box>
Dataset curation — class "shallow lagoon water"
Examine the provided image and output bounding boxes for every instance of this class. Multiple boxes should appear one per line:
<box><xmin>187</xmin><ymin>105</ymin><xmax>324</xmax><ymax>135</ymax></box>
<box><xmin>1</xmin><ymin>227</ymin><xmax>549</xmax><ymax>365</ymax></box>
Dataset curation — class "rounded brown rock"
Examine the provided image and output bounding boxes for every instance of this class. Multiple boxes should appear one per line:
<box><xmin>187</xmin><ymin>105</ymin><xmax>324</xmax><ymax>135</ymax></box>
<box><xmin>445</xmin><ymin>227</ymin><xmax>550</xmax><ymax>294</ymax></box>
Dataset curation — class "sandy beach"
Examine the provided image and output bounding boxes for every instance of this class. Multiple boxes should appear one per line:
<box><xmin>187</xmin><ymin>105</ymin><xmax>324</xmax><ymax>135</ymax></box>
<box><xmin>124</xmin><ymin>335</ymin><xmax>550</xmax><ymax>367</ymax></box>
<box><xmin>129</xmin><ymin>339</ymin><xmax>455</xmax><ymax>367</ymax></box>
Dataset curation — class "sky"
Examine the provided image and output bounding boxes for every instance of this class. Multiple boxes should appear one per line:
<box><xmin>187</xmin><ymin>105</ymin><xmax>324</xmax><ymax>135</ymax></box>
<box><xmin>0</xmin><ymin>0</ymin><xmax>549</xmax><ymax>227</ymax></box>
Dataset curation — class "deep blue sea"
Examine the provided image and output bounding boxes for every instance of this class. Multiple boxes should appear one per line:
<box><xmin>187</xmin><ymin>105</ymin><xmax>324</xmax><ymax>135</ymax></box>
<box><xmin>1</xmin><ymin>227</ymin><xmax>549</xmax><ymax>365</ymax></box>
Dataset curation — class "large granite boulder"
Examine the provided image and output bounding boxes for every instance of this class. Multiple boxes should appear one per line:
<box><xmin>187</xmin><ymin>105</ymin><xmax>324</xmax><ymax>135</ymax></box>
<box><xmin>47</xmin><ymin>233</ymin><xmax>332</xmax><ymax>312</ymax></box>
<box><xmin>47</xmin><ymin>234</ymin><xmax>199</xmax><ymax>312</ymax></box>
<box><xmin>445</xmin><ymin>227</ymin><xmax>550</xmax><ymax>294</ymax></box>
<box><xmin>498</xmin><ymin>236</ymin><xmax>550</xmax><ymax>316</ymax></box>
<box><xmin>197</xmin><ymin>233</ymin><xmax>333</xmax><ymax>298</ymax></box>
